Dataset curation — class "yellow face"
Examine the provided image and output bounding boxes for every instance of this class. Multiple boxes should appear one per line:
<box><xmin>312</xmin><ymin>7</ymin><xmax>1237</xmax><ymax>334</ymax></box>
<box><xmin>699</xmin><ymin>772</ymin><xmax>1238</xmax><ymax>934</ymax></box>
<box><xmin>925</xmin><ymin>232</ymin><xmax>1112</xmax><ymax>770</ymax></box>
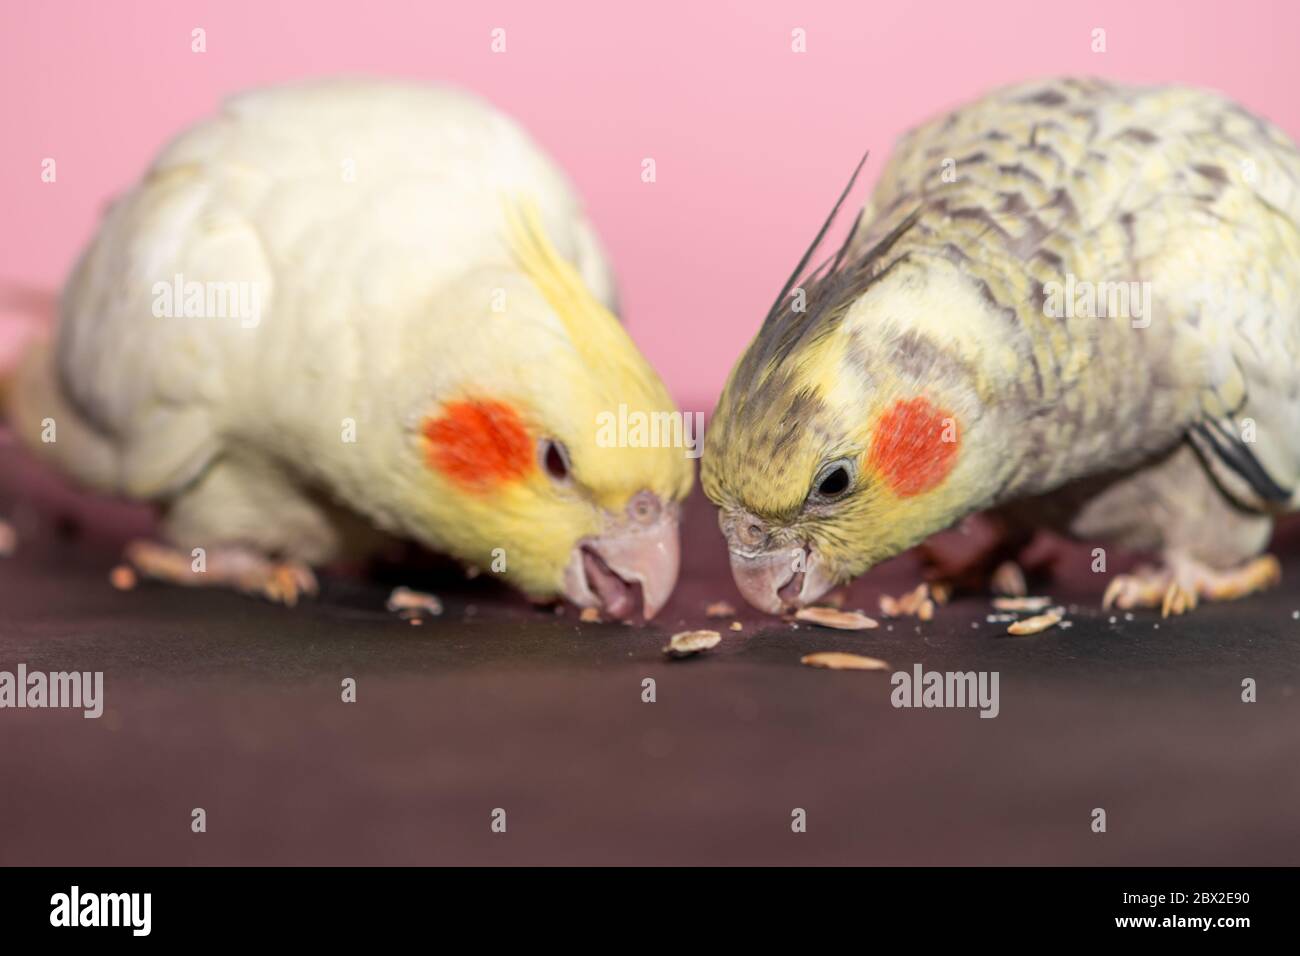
<box><xmin>419</xmin><ymin>393</ymin><xmax>692</xmax><ymax>619</ymax></box>
<box><xmin>702</xmin><ymin>322</ymin><xmax>978</xmax><ymax>614</ymax></box>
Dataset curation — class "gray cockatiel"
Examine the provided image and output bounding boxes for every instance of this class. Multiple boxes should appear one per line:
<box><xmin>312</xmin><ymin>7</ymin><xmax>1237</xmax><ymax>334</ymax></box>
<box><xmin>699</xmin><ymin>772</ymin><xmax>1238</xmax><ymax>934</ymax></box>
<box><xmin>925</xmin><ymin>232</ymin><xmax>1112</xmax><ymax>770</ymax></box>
<box><xmin>703</xmin><ymin>77</ymin><xmax>1300</xmax><ymax>616</ymax></box>
<box><xmin>4</xmin><ymin>79</ymin><xmax>693</xmax><ymax>619</ymax></box>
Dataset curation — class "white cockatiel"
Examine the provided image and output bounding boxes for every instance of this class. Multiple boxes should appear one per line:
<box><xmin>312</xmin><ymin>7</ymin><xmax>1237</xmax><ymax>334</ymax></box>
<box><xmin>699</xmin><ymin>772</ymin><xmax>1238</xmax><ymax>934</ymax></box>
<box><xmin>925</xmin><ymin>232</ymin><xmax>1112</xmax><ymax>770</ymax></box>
<box><xmin>7</xmin><ymin>79</ymin><xmax>693</xmax><ymax>619</ymax></box>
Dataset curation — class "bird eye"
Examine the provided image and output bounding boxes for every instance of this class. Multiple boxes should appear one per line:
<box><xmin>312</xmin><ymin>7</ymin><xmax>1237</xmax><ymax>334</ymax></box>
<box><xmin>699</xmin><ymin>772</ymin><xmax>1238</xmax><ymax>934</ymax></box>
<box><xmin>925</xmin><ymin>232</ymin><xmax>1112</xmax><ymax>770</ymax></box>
<box><xmin>813</xmin><ymin>460</ymin><xmax>853</xmax><ymax>499</ymax></box>
<box><xmin>540</xmin><ymin>438</ymin><xmax>571</xmax><ymax>483</ymax></box>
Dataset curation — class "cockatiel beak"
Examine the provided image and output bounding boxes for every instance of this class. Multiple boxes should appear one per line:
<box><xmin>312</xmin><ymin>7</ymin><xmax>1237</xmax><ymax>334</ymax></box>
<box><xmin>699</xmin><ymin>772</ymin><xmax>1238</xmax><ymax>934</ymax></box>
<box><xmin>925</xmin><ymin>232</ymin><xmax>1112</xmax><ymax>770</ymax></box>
<box><xmin>722</xmin><ymin>513</ymin><xmax>836</xmax><ymax>614</ymax></box>
<box><xmin>562</xmin><ymin>491</ymin><xmax>681</xmax><ymax>621</ymax></box>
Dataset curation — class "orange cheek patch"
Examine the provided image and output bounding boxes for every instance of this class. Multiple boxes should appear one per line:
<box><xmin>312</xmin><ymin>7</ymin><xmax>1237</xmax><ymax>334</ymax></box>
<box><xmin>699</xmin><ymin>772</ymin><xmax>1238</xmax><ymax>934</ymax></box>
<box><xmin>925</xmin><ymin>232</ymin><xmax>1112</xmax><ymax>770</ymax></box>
<box><xmin>867</xmin><ymin>397</ymin><xmax>960</xmax><ymax>497</ymax></box>
<box><xmin>423</xmin><ymin>399</ymin><xmax>535</xmax><ymax>491</ymax></box>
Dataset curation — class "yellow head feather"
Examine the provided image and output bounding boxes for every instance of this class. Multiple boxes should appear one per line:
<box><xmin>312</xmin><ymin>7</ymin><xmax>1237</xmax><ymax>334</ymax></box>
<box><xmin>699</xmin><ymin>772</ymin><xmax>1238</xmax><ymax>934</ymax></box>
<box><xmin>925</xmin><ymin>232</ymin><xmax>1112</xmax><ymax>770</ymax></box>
<box><xmin>502</xmin><ymin>199</ymin><xmax>694</xmax><ymax>510</ymax></box>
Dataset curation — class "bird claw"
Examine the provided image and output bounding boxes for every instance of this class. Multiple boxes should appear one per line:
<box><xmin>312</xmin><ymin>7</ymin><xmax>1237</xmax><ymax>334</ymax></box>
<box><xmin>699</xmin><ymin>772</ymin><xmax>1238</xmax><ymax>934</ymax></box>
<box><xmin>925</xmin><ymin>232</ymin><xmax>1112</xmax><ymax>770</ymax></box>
<box><xmin>123</xmin><ymin>539</ymin><xmax>317</xmax><ymax>607</ymax></box>
<box><xmin>261</xmin><ymin>562</ymin><xmax>319</xmax><ymax>607</ymax></box>
<box><xmin>1102</xmin><ymin>555</ymin><xmax>1280</xmax><ymax>615</ymax></box>
<box><xmin>1101</xmin><ymin>565</ymin><xmax>1170</xmax><ymax>611</ymax></box>
<box><xmin>1160</xmin><ymin>581</ymin><xmax>1198</xmax><ymax>618</ymax></box>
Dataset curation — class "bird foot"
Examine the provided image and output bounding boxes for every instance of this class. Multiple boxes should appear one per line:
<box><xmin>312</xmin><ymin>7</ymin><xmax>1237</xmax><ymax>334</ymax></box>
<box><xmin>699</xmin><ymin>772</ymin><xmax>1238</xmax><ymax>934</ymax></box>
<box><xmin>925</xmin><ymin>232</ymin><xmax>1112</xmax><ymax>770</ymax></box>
<box><xmin>1102</xmin><ymin>555</ymin><xmax>1280</xmax><ymax>618</ymax></box>
<box><xmin>123</xmin><ymin>539</ymin><xmax>319</xmax><ymax>607</ymax></box>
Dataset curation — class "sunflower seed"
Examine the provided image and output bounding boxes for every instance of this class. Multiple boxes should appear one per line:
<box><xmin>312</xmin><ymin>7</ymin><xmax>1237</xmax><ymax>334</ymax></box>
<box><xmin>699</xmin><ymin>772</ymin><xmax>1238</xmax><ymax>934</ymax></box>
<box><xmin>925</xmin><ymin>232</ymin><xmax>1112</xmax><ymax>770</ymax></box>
<box><xmin>386</xmin><ymin>586</ymin><xmax>443</xmax><ymax>617</ymax></box>
<box><xmin>800</xmin><ymin>651</ymin><xmax>890</xmax><ymax>671</ymax></box>
<box><xmin>992</xmin><ymin>595</ymin><xmax>1053</xmax><ymax>612</ymax></box>
<box><xmin>795</xmin><ymin>607</ymin><xmax>879</xmax><ymax>630</ymax></box>
<box><xmin>1006</xmin><ymin>610</ymin><xmax>1062</xmax><ymax>635</ymax></box>
<box><xmin>664</xmin><ymin>629</ymin><xmax>722</xmax><ymax>657</ymax></box>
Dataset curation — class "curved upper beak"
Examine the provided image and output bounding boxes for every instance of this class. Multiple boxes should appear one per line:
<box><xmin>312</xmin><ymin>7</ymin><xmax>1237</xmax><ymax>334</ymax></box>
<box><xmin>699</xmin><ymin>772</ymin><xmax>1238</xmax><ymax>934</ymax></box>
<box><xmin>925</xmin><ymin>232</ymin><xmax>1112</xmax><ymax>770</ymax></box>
<box><xmin>563</xmin><ymin>495</ymin><xmax>681</xmax><ymax>622</ymax></box>
<box><xmin>728</xmin><ymin>545</ymin><xmax>835</xmax><ymax>615</ymax></box>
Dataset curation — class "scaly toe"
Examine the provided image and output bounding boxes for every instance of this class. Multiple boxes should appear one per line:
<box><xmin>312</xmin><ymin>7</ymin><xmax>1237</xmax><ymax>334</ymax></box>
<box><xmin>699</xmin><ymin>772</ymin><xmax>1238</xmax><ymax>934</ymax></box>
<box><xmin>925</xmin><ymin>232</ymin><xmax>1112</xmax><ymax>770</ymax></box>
<box><xmin>1196</xmin><ymin>554</ymin><xmax>1281</xmax><ymax>602</ymax></box>
<box><xmin>1160</xmin><ymin>581</ymin><xmax>1197</xmax><ymax>618</ymax></box>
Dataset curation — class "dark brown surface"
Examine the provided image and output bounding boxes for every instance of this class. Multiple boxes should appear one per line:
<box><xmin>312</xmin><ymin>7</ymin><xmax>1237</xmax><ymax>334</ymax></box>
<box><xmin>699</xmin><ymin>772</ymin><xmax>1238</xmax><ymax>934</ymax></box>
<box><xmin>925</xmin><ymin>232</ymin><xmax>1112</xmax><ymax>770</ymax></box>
<box><xmin>2</xmin><ymin>441</ymin><xmax>1299</xmax><ymax>865</ymax></box>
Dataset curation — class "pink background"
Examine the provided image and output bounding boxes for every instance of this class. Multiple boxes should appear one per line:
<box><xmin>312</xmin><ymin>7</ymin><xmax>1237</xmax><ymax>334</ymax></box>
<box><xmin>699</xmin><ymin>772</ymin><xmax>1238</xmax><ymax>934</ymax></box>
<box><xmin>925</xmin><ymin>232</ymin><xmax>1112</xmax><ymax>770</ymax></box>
<box><xmin>3</xmin><ymin>0</ymin><xmax>1298</xmax><ymax>409</ymax></box>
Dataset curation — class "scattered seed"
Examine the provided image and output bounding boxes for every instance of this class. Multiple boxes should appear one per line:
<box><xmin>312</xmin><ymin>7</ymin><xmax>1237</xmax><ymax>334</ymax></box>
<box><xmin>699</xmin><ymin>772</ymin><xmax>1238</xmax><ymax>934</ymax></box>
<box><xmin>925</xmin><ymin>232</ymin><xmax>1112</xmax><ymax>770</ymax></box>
<box><xmin>991</xmin><ymin>561</ymin><xmax>1028</xmax><ymax>597</ymax></box>
<box><xmin>794</xmin><ymin>607</ymin><xmax>879</xmax><ymax>630</ymax></box>
<box><xmin>992</xmin><ymin>595</ymin><xmax>1053</xmax><ymax>612</ymax></box>
<box><xmin>664</xmin><ymin>629</ymin><xmax>721</xmax><ymax>657</ymax></box>
<box><xmin>408</xmin><ymin>617</ymin><xmax>424</xmax><ymax>626</ymax></box>
<box><xmin>705</xmin><ymin>601</ymin><xmax>737</xmax><ymax>618</ymax></box>
<box><xmin>900</xmin><ymin>584</ymin><xmax>929</xmax><ymax>614</ymax></box>
<box><xmin>579</xmin><ymin>607</ymin><xmax>601</xmax><ymax>623</ymax></box>
<box><xmin>881</xmin><ymin>583</ymin><xmax>942</xmax><ymax>619</ymax></box>
<box><xmin>386</xmin><ymin>586</ymin><xmax>443</xmax><ymax>617</ymax></box>
<box><xmin>1006</xmin><ymin>611</ymin><xmax>1063</xmax><ymax>636</ymax></box>
<box><xmin>109</xmin><ymin>565</ymin><xmax>137</xmax><ymax>591</ymax></box>
<box><xmin>729</xmin><ymin>621</ymin><xmax>743</xmax><ymax>631</ymax></box>
<box><xmin>800</xmin><ymin>651</ymin><xmax>890</xmax><ymax>671</ymax></box>
<box><xmin>929</xmin><ymin>581</ymin><xmax>952</xmax><ymax>606</ymax></box>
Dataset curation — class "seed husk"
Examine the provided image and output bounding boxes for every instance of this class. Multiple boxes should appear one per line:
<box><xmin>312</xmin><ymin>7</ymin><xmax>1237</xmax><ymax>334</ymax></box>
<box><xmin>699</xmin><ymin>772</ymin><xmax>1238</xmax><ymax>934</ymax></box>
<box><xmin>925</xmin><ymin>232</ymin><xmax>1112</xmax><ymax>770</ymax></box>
<box><xmin>880</xmin><ymin>583</ymin><xmax>938</xmax><ymax>618</ymax></box>
<box><xmin>992</xmin><ymin>595</ymin><xmax>1052</xmax><ymax>613</ymax></box>
<box><xmin>579</xmin><ymin>607</ymin><xmax>602</xmax><ymax>623</ymax></box>
<box><xmin>664</xmin><ymin>629</ymin><xmax>722</xmax><ymax>657</ymax></box>
<box><xmin>386</xmin><ymin>586</ymin><xmax>443</xmax><ymax>617</ymax></box>
<box><xmin>800</xmin><ymin>651</ymin><xmax>890</xmax><ymax>671</ymax></box>
<box><xmin>1006</xmin><ymin>610</ymin><xmax>1062</xmax><ymax>635</ymax></box>
<box><xmin>795</xmin><ymin>606</ymin><xmax>879</xmax><ymax>630</ymax></box>
<box><xmin>705</xmin><ymin>601</ymin><xmax>737</xmax><ymax>618</ymax></box>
